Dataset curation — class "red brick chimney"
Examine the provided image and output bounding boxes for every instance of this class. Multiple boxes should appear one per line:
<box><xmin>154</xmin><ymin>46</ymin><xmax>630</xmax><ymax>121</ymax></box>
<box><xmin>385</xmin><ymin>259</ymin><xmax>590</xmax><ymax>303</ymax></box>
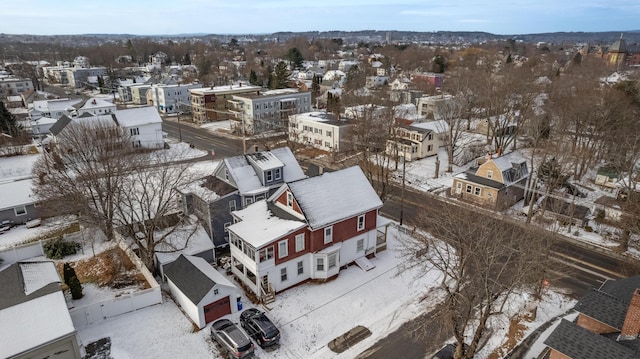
<box><xmin>621</xmin><ymin>289</ymin><xmax>640</xmax><ymax>339</ymax></box>
<box><xmin>487</xmin><ymin>152</ymin><xmax>492</xmax><ymax>160</ymax></box>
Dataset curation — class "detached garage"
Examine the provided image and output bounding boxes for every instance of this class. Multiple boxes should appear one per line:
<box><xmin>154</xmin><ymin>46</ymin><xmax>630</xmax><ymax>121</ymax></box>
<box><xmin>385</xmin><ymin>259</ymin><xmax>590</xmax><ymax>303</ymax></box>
<box><xmin>164</xmin><ymin>254</ymin><xmax>240</xmax><ymax>329</ymax></box>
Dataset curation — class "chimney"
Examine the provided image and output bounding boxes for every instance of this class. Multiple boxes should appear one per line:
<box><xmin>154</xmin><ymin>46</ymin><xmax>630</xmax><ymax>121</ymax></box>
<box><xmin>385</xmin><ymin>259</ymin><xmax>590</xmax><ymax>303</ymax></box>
<box><xmin>487</xmin><ymin>152</ymin><xmax>492</xmax><ymax>160</ymax></box>
<box><xmin>621</xmin><ymin>289</ymin><xmax>640</xmax><ymax>339</ymax></box>
<box><xmin>497</xmin><ymin>147</ymin><xmax>502</xmax><ymax>157</ymax></box>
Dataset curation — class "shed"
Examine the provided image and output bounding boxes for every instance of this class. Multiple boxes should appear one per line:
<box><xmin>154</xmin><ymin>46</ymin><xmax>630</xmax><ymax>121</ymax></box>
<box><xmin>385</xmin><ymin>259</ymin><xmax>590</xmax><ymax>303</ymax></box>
<box><xmin>164</xmin><ymin>254</ymin><xmax>240</xmax><ymax>329</ymax></box>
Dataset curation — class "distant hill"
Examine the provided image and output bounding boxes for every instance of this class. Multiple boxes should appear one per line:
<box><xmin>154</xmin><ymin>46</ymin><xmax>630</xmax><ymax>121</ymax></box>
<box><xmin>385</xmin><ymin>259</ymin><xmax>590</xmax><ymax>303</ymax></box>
<box><xmin>0</xmin><ymin>30</ymin><xmax>639</xmax><ymax>47</ymax></box>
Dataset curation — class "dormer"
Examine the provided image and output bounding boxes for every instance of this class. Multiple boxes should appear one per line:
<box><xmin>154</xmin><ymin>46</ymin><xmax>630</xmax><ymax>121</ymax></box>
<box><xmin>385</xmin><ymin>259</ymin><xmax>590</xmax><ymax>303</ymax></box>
<box><xmin>246</xmin><ymin>151</ymin><xmax>285</xmax><ymax>186</ymax></box>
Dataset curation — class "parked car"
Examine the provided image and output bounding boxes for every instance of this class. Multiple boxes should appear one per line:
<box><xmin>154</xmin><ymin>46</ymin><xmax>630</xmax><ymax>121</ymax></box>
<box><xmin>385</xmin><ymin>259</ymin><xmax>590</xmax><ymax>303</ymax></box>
<box><xmin>0</xmin><ymin>220</ymin><xmax>15</xmax><ymax>233</ymax></box>
<box><xmin>432</xmin><ymin>342</ymin><xmax>469</xmax><ymax>359</ymax></box>
<box><xmin>240</xmin><ymin>308</ymin><xmax>281</xmax><ymax>348</ymax></box>
<box><xmin>210</xmin><ymin>319</ymin><xmax>254</xmax><ymax>359</ymax></box>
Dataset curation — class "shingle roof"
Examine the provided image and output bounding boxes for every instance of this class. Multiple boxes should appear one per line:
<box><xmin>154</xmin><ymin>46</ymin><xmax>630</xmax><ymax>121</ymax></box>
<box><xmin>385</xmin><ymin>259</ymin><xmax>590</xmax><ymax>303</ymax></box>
<box><xmin>545</xmin><ymin>319</ymin><xmax>636</xmax><ymax>359</ymax></box>
<box><xmin>48</xmin><ymin>115</ymin><xmax>72</xmax><ymax>136</ymax></box>
<box><xmin>164</xmin><ymin>255</ymin><xmax>215</xmax><ymax>304</ymax></box>
<box><xmin>575</xmin><ymin>289</ymin><xmax>629</xmax><ymax>330</ymax></box>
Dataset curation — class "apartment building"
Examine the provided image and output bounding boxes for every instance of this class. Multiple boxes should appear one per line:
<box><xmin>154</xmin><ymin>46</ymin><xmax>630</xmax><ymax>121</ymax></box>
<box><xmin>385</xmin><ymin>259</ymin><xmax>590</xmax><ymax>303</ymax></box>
<box><xmin>288</xmin><ymin>111</ymin><xmax>353</xmax><ymax>153</ymax></box>
<box><xmin>228</xmin><ymin>88</ymin><xmax>311</xmax><ymax>135</ymax></box>
<box><xmin>189</xmin><ymin>83</ymin><xmax>262</xmax><ymax>124</ymax></box>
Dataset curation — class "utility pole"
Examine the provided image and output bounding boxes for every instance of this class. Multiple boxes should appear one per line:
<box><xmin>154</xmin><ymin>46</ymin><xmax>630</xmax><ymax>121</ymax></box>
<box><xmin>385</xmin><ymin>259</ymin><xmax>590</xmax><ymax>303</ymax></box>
<box><xmin>400</xmin><ymin>154</ymin><xmax>406</xmax><ymax>226</ymax></box>
<box><xmin>175</xmin><ymin>99</ymin><xmax>182</xmax><ymax>143</ymax></box>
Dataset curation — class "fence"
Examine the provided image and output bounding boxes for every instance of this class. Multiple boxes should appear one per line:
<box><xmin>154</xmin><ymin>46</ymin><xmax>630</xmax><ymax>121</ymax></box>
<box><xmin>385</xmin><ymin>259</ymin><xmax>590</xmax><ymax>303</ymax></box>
<box><xmin>70</xmin><ymin>232</ymin><xmax>162</xmax><ymax>329</ymax></box>
<box><xmin>69</xmin><ymin>286</ymin><xmax>162</xmax><ymax>329</ymax></box>
<box><xmin>0</xmin><ymin>240</ymin><xmax>45</xmax><ymax>264</ymax></box>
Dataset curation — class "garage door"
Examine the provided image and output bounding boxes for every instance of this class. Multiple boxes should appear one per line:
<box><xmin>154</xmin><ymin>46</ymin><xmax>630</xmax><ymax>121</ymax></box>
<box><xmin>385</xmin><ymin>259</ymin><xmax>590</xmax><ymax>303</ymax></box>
<box><xmin>204</xmin><ymin>296</ymin><xmax>231</xmax><ymax>324</ymax></box>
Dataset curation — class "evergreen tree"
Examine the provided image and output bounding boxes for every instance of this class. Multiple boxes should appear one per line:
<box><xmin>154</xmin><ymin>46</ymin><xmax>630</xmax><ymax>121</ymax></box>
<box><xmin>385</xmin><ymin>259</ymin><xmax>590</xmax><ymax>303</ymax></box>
<box><xmin>0</xmin><ymin>101</ymin><xmax>21</xmax><ymax>137</ymax></box>
<box><xmin>69</xmin><ymin>275</ymin><xmax>83</xmax><ymax>299</ymax></box>
<box><xmin>183</xmin><ymin>52</ymin><xmax>191</xmax><ymax>65</ymax></box>
<box><xmin>286</xmin><ymin>47</ymin><xmax>304</xmax><ymax>69</ymax></box>
<box><xmin>272</xmin><ymin>61</ymin><xmax>291</xmax><ymax>89</ymax></box>
<box><xmin>311</xmin><ymin>74</ymin><xmax>320</xmax><ymax>104</ymax></box>
<box><xmin>63</xmin><ymin>262</ymin><xmax>76</xmax><ymax>286</ymax></box>
<box><xmin>249</xmin><ymin>69</ymin><xmax>258</xmax><ymax>85</ymax></box>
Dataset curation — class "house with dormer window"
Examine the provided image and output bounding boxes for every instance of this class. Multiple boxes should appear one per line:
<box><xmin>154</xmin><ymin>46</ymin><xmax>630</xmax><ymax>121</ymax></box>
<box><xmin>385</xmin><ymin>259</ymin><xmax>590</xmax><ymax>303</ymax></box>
<box><xmin>227</xmin><ymin>166</ymin><xmax>391</xmax><ymax>303</ymax></box>
<box><xmin>385</xmin><ymin>120</ymin><xmax>447</xmax><ymax>161</ymax></box>
<box><xmin>178</xmin><ymin>147</ymin><xmax>306</xmax><ymax>248</ymax></box>
<box><xmin>452</xmin><ymin>151</ymin><xmax>529</xmax><ymax>210</ymax></box>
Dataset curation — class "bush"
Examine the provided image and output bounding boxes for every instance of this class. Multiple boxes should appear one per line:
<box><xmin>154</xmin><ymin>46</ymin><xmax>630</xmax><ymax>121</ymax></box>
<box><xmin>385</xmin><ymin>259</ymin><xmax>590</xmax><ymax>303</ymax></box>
<box><xmin>69</xmin><ymin>275</ymin><xmax>83</xmax><ymax>299</ymax></box>
<box><xmin>43</xmin><ymin>238</ymin><xmax>81</xmax><ymax>259</ymax></box>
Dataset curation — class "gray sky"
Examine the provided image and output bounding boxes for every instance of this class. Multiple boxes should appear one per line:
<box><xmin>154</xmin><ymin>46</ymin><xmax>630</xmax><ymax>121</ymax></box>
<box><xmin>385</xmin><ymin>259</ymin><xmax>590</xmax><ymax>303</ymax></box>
<box><xmin>3</xmin><ymin>0</ymin><xmax>638</xmax><ymax>36</ymax></box>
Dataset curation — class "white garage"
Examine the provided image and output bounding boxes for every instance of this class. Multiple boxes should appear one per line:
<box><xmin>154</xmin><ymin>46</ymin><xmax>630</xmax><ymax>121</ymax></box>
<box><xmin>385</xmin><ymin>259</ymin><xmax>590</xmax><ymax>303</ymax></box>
<box><xmin>164</xmin><ymin>254</ymin><xmax>241</xmax><ymax>329</ymax></box>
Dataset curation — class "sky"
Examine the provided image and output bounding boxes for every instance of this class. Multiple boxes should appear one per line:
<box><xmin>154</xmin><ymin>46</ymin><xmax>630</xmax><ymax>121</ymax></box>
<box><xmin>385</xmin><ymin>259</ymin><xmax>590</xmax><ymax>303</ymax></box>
<box><xmin>2</xmin><ymin>0</ymin><xmax>639</xmax><ymax>36</ymax></box>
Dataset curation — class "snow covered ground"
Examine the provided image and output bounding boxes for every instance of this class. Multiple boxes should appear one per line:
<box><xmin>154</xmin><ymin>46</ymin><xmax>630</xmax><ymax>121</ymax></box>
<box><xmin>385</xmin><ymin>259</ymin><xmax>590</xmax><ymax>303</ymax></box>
<box><xmin>2</xmin><ymin>141</ymin><xmax>609</xmax><ymax>359</ymax></box>
<box><xmin>72</xmin><ymin>224</ymin><xmax>576</xmax><ymax>359</ymax></box>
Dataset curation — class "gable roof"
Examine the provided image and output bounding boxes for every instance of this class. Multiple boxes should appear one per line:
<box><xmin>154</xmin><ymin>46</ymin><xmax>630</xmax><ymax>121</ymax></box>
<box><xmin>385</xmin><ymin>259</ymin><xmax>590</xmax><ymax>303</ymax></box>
<box><xmin>224</xmin><ymin>147</ymin><xmax>306</xmax><ymax>195</ymax></box>
<box><xmin>286</xmin><ymin>166</ymin><xmax>383</xmax><ymax>229</ymax></box>
<box><xmin>113</xmin><ymin>106</ymin><xmax>162</xmax><ymax>127</ymax></box>
<box><xmin>575</xmin><ymin>276</ymin><xmax>640</xmax><ymax>329</ymax></box>
<box><xmin>164</xmin><ymin>255</ymin><xmax>236</xmax><ymax>305</ymax></box>
<box><xmin>545</xmin><ymin>319</ymin><xmax>637</xmax><ymax>359</ymax></box>
<box><xmin>0</xmin><ymin>179</ymin><xmax>36</xmax><ymax>211</ymax></box>
<box><xmin>48</xmin><ymin>114</ymin><xmax>73</xmax><ymax>136</ymax></box>
<box><xmin>0</xmin><ymin>261</ymin><xmax>75</xmax><ymax>359</ymax></box>
<box><xmin>229</xmin><ymin>200</ymin><xmax>306</xmax><ymax>249</ymax></box>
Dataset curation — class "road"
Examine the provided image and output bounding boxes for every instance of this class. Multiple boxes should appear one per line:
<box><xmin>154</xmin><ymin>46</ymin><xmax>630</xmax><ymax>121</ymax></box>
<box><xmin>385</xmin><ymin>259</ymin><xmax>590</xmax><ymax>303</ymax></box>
<box><xmin>360</xmin><ymin>184</ymin><xmax>638</xmax><ymax>359</ymax></box>
<box><xmin>161</xmin><ymin>117</ymin><xmax>245</xmax><ymax>158</ymax></box>
<box><xmin>161</xmin><ymin>120</ymin><xmax>637</xmax><ymax>358</ymax></box>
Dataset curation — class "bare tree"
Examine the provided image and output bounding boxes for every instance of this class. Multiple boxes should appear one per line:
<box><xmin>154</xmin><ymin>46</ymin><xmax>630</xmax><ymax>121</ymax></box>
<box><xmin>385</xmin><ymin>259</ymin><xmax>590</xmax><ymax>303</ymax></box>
<box><xmin>32</xmin><ymin>119</ymin><xmax>135</xmax><ymax>241</ymax></box>
<box><xmin>433</xmin><ymin>95</ymin><xmax>465</xmax><ymax>172</ymax></box>
<box><xmin>397</xmin><ymin>205</ymin><xmax>552</xmax><ymax>359</ymax></box>
<box><xmin>113</xmin><ymin>150</ymin><xmax>200</xmax><ymax>271</ymax></box>
<box><xmin>349</xmin><ymin>103</ymin><xmax>396</xmax><ymax>201</ymax></box>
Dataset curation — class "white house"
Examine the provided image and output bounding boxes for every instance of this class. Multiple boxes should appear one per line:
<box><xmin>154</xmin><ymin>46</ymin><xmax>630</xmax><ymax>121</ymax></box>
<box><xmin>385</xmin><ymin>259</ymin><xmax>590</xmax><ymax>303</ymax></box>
<box><xmin>386</xmin><ymin>120</ymin><xmax>448</xmax><ymax>161</ymax></box>
<box><xmin>112</xmin><ymin>106</ymin><xmax>165</xmax><ymax>148</ymax></box>
<box><xmin>288</xmin><ymin>111</ymin><xmax>353</xmax><ymax>153</ymax></box>
<box><xmin>164</xmin><ymin>255</ymin><xmax>241</xmax><ymax>328</ymax></box>
<box><xmin>30</xmin><ymin>98</ymin><xmax>82</xmax><ymax>120</ymax></box>
<box><xmin>77</xmin><ymin>97</ymin><xmax>116</xmax><ymax>116</ymax></box>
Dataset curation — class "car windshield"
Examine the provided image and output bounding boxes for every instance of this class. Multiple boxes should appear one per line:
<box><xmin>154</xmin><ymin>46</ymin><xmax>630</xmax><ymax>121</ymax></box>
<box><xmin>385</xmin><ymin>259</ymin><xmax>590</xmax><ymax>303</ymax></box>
<box><xmin>237</xmin><ymin>342</ymin><xmax>252</xmax><ymax>352</ymax></box>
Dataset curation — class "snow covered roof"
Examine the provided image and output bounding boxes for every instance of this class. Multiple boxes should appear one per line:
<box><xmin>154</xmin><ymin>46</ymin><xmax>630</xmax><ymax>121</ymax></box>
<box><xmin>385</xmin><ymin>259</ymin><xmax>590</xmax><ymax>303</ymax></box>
<box><xmin>410</xmin><ymin>119</ymin><xmax>448</xmax><ymax>133</ymax></box>
<box><xmin>79</xmin><ymin>97</ymin><xmax>115</xmax><ymax>110</ymax></box>
<box><xmin>287</xmin><ymin>166</ymin><xmax>383</xmax><ymax>229</ymax></box>
<box><xmin>0</xmin><ymin>262</ymin><xmax>75</xmax><ymax>359</ymax></box>
<box><xmin>33</xmin><ymin>98</ymin><xmax>82</xmax><ymax>113</ymax></box>
<box><xmin>491</xmin><ymin>152</ymin><xmax>527</xmax><ymax>172</ymax></box>
<box><xmin>0</xmin><ymin>179</ymin><xmax>36</xmax><ymax>211</ymax></box>
<box><xmin>224</xmin><ymin>147</ymin><xmax>305</xmax><ymax>194</ymax></box>
<box><xmin>113</xmin><ymin>106</ymin><xmax>162</xmax><ymax>127</ymax></box>
<box><xmin>20</xmin><ymin>262</ymin><xmax>60</xmax><ymax>295</ymax></box>
<box><xmin>155</xmin><ymin>226</ymin><xmax>215</xmax><ymax>267</ymax></box>
<box><xmin>229</xmin><ymin>200</ymin><xmax>306</xmax><ymax>249</ymax></box>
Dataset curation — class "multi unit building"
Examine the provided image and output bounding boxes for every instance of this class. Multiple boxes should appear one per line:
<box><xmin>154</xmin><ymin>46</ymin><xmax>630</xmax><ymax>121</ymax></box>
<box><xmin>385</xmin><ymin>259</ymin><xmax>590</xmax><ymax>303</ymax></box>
<box><xmin>415</xmin><ymin>94</ymin><xmax>455</xmax><ymax>119</ymax></box>
<box><xmin>228</xmin><ymin>88</ymin><xmax>311</xmax><ymax>135</ymax></box>
<box><xmin>189</xmin><ymin>83</ymin><xmax>262</xmax><ymax>124</ymax></box>
<box><xmin>0</xmin><ymin>77</ymin><xmax>34</xmax><ymax>98</ymax></box>
<box><xmin>288</xmin><ymin>111</ymin><xmax>353</xmax><ymax>153</ymax></box>
<box><xmin>227</xmin><ymin>166</ymin><xmax>391</xmax><ymax>303</ymax></box>
<box><xmin>178</xmin><ymin>147</ymin><xmax>306</xmax><ymax>248</ymax></box>
<box><xmin>147</xmin><ymin>83</ymin><xmax>203</xmax><ymax>114</ymax></box>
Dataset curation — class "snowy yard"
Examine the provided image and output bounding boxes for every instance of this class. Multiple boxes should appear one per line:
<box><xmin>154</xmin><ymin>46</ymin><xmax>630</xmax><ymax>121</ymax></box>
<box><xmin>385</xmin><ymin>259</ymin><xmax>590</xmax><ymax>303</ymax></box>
<box><xmin>71</xmin><ymin>224</ymin><xmax>575</xmax><ymax>359</ymax></box>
